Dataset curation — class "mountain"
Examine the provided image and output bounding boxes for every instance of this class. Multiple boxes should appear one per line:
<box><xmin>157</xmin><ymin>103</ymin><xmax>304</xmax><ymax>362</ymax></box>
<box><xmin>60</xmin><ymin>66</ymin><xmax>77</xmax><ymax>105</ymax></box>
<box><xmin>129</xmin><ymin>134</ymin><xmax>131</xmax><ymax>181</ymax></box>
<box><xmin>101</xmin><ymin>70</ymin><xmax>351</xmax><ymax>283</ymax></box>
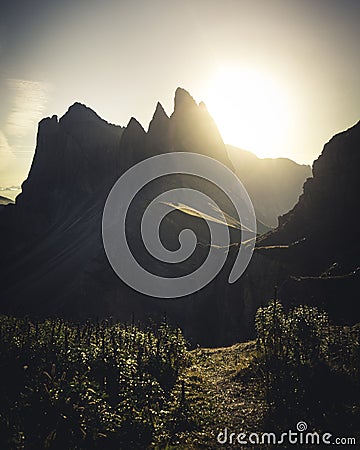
<box><xmin>227</xmin><ymin>146</ymin><xmax>312</xmax><ymax>227</ymax></box>
<box><xmin>0</xmin><ymin>88</ymin><xmax>358</xmax><ymax>346</ymax></box>
<box><xmin>0</xmin><ymin>89</ymin><xmax>246</xmax><ymax>345</ymax></box>
<box><xmin>259</xmin><ymin>120</ymin><xmax>360</xmax><ymax>271</ymax></box>
<box><xmin>0</xmin><ymin>195</ymin><xmax>14</xmax><ymax>206</ymax></box>
<box><xmin>246</xmin><ymin>121</ymin><xmax>360</xmax><ymax>324</ymax></box>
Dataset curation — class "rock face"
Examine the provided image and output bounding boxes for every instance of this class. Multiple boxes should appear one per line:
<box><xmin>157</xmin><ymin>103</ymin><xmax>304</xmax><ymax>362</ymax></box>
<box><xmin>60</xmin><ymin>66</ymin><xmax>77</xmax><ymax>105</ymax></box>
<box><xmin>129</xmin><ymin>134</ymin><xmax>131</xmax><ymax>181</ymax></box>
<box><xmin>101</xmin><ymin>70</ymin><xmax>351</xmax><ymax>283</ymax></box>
<box><xmin>13</xmin><ymin>105</ymin><xmax>123</xmax><ymax>223</ymax></box>
<box><xmin>169</xmin><ymin>88</ymin><xmax>234</xmax><ymax>168</ymax></box>
<box><xmin>227</xmin><ymin>146</ymin><xmax>312</xmax><ymax>227</ymax></box>
<box><xmin>260</xmin><ymin>121</ymin><xmax>360</xmax><ymax>272</ymax></box>
<box><xmin>254</xmin><ymin>121</ymin><xmax>360</xmax><ymax>323</ymax></box>
<box><xmin>0</xmin><ymin>89</ymin><xmax>243</xmax><ymax>346</ymax></box>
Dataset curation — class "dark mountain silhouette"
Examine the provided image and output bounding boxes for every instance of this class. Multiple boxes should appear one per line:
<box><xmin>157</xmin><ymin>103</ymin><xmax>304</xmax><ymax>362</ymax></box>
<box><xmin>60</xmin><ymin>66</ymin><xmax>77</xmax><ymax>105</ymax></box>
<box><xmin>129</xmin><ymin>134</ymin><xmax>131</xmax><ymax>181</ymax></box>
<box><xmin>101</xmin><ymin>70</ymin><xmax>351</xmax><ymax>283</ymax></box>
<box><xmin>0</xmin><ymin>89</ymin><xmax>244</xmax><ymax>345</ymax></box>
<box><xmin>241</xmin><ymin>121</ymin><xmax>360</xmax><ymax>327</ymax></box>
<box><xmin>227</xmin><ymin>146</ymin><xmax>312</xmax><ymax>227</ymax></box>
<box><xmin>0</xmin><ymin>88</ymin><xmax>358</xmax><ymax>345</ymax></box>
<box><xmin>259</xmin><ymin>121</ymin><xmax>360</xmax><ymax>271</ymax></box>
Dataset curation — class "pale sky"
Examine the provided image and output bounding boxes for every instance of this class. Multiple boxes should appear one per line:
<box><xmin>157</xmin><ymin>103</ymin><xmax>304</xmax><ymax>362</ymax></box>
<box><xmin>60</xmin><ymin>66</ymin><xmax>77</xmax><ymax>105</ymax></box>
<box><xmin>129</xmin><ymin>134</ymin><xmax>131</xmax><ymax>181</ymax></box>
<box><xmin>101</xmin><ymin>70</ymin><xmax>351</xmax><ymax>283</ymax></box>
<box><xmin>1</xmin><ymin>0</ymin><xmax>359</xmax><ymax>192</ymax></box>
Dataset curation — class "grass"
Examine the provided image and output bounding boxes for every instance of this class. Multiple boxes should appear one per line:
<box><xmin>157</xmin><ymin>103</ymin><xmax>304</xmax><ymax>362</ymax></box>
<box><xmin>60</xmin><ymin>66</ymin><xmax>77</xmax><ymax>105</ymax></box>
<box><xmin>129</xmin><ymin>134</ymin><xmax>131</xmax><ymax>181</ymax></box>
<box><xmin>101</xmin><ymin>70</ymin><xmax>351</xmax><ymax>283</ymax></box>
<box><xmin>0</xmin><ymin>316</ymin><xmax>190</xmax><ymax>449</ymax></box>
<box><xmin>0</xmin><ymin>305</ymin><xmax>359</xmax><ymax>449</ymax></box>
<box><xmin>177</xmin><ymin>341</ymin><xmax>267</xmax><ymax>448</ymax></box>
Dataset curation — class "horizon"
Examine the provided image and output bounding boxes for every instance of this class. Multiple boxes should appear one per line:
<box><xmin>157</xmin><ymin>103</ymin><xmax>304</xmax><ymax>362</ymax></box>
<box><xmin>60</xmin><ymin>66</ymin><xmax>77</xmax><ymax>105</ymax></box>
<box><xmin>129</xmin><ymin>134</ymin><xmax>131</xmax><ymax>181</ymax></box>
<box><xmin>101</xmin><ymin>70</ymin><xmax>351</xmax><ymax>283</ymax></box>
<box><xmin>1</xmin><ymin>0</ymin><xmax>359</xmax><ymax>188</ymax></box>
<box><xmin>0</xmin><ymin>94</ymin><xmax>354</xmax><ymax>202</ymax></box>
<box><xmin>0</xmin><ymin>91</ymin><xmax>316</xmax><ymax>202</ymax></box>
<box><xmin>0</xmin><ymin>86</ymin><xmax>356</xmax><ymax>199</ymax></box>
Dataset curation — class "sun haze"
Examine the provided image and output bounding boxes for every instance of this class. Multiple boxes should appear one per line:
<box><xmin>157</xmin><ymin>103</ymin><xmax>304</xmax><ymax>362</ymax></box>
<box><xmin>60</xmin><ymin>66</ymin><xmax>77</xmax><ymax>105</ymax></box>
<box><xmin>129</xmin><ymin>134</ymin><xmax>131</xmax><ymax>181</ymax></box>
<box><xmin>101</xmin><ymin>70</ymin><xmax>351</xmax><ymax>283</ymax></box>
<box><xmin>0</xmin><ymin>0</ymin><xmax>359</xmax><ymax>190</ymax></box>
<box><xmin>203</xmin><ymin>67</ymin><xmax>294</xmax><ymax>159</ymax></box>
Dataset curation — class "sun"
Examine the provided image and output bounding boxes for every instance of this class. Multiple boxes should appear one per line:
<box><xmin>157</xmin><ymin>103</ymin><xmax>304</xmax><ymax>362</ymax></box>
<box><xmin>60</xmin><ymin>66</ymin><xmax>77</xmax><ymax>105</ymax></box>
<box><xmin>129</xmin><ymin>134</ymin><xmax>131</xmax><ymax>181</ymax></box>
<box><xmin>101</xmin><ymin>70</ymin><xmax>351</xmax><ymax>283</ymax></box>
<box><xmin>204</xmin><ymin>67</ymin><xmax>292</xmax><ymax>159</ymax></box>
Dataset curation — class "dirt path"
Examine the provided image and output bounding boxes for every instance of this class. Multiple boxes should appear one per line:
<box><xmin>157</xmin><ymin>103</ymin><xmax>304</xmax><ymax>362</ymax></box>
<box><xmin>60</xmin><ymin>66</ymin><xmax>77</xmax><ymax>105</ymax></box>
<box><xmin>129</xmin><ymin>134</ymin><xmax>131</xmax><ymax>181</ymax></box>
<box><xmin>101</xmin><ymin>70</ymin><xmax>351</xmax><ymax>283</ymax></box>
<box><xmin>179</xmin><ymin>341</ymin><xmax>267</xmax><ymax>448</ymax></box>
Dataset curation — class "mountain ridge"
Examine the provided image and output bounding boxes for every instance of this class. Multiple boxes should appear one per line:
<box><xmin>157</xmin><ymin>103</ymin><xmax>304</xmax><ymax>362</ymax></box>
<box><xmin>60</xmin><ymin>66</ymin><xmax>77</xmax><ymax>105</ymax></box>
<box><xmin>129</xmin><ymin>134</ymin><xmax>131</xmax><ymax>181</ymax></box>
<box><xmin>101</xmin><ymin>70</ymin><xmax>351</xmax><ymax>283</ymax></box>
<box><xmin>0</xmin><ymin>88</ymin><xmax>243</xmax><ymax>345</ymax></box>
<box><xmin>0</xmin><ymin>88</ymin><xmax>357</xmax><ymax>345</ymax></box>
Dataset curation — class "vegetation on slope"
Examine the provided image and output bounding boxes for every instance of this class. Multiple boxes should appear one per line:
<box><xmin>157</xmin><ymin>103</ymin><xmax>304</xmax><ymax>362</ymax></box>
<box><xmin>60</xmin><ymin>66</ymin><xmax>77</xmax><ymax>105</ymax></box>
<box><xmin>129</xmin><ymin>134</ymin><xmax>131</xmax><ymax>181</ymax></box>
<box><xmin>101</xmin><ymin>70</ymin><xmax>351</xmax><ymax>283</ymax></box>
<box><xmin>0</xmin><ymin>318</ymin><xmax>190</xmax><ymax>449</ymax></box>
<box><xmin>0</xmin><ymin>300</ymin><xmax>359</xmax><ymax>449</ymax></box>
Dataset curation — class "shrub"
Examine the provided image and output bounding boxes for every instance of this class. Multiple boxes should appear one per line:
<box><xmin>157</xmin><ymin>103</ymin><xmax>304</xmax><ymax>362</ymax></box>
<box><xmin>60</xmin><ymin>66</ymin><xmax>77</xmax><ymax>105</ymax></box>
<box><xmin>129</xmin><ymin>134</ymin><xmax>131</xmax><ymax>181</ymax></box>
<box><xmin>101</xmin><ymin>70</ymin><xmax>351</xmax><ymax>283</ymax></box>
<box><xmin>255</xmin><ymin>299</ymin><xmax>360</xmax><ymax>432</ymax></box>
<box><xmin>0</xmin><ymin>316</ymin><xmax>190</xmax><ymax>449</ymax></box>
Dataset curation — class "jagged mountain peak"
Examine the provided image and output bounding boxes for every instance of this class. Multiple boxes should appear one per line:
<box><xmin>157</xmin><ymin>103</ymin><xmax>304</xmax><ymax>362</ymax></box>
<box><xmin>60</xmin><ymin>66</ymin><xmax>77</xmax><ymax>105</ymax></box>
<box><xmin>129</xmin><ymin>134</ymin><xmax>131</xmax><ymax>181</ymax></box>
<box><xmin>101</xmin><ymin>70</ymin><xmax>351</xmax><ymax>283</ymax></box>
<box><xmin>148</xmin><ymin>102</ymin><xmax>169</xmax><ymax>136</ymax></box>
<box><xmin>125</xmin><ymin>117</ymin><xmax>146</xmax><ymax>135</ymax></box>
<box><xmin>312</xmin><ymin>120</ymin><xmax>360</xmax><ymax>178</ymax></box>
<box><xmin>119</xmin><ymin>117</ymin><xmax>147</xmax><ymax>165</ymax></box>
<box><xmin>59</xmin><ymin>102</ymin><xmax>106</xmax><ymax>126</ymax></box>
<box><xmin>150</xmin><ymin>102</ymin><xmax>168</xmax><ymax>124</ymax></box>
<box><xmin>154</xmin><ymin>101</ymin><xmax>168</xmax><ymax>117</ymax></box>
<box><xmin>1</xmin><ymin>87</ymin><xmax>357</xmax><ymax>345</ymax></box>
<box><xmin>173</xmin><ymin>87</ymin><xmax>197</xmax><ymax>113</ymax></box>
<box><xmin>38</xmin><ymin>114</ymin><xmax>59</xmax><ymax>133</ymax></box>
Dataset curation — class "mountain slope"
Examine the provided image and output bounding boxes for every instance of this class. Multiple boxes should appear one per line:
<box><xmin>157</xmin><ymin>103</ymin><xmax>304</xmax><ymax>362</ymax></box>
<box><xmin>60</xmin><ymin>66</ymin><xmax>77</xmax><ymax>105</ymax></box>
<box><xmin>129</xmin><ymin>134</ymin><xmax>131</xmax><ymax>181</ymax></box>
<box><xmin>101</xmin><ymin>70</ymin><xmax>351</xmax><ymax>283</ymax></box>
<box><xmin>259</xmin><ymin>121</ymin><xmax>360</xmax><ymax>272</ymax></box>
<box><xmin>0</xmin><ymin>89</ymin><xmax>244</xmax><ymax>346</ymax></box>
<box><xmin>252</xmin><ymin>121</ymin><xmax>360</xmax><ymax>322</ymax></box>
<box><xmin>227</xmin><ymin>145</ymin><xmax>312</xmax><ymax>227</ymax></box>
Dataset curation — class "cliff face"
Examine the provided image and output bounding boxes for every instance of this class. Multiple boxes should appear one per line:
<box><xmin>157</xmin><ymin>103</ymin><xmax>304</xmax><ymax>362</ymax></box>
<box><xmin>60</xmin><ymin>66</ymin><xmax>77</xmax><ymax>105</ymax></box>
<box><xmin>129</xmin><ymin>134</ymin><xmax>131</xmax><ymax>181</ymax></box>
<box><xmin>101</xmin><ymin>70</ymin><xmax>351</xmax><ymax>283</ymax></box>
<box><xmin>0</xmin><ymin>89</ymin><xmax>243</xmax><ymax>346</ymax></box>
<box><xmin>255</xmin><ymin>121</ymin><xmax>360</xmax><ymax>322</ymax></box>
<box><xmin>7</xmin><ymin>105</ymin><xmax>123</xmax><ymax>235</ymax></box>
<box><xmin>23</xmin><ymin>104</ymin><xmax>124</xmax><ymax>199</ymax></box>
<box><xmin>261</xmin><ymin>121</ymin><xmax>360</xmax><ymax>273</ymax></box>
<box><xmin>5</xmin><ymin>90</ymin><xmax>234</xmax><ymax>237</ymax></box>
<box><xmin>169</xmin><ymin>88</ymin><xmax>234</xmax><ymax>169</ymax></box>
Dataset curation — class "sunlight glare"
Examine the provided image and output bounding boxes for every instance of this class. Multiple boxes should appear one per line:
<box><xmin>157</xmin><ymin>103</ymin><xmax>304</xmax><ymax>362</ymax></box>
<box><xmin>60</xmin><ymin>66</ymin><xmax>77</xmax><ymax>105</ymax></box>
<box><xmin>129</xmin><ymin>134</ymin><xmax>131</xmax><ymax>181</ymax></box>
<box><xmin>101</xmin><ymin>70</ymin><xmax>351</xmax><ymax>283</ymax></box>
<box><xmin>204</xmin><ymin>67</ymin><xmax>292</xmax><ymax>158</ymax></box>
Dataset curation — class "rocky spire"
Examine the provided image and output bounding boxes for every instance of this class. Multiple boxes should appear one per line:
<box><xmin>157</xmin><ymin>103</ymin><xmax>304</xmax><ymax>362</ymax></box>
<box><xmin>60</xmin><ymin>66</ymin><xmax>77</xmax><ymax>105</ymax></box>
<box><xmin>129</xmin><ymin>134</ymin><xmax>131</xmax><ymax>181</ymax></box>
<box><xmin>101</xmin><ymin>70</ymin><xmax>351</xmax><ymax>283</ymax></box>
<box><xmin>148</xmin><ymin>102</ymin><xmax>169</xmax><ymax>134</ymax></box>
<box><xmin>119</xmin><ymin>117</ymin><xmax>147</xmax><ymax>168</ymax></box>
<box><xmin>169</xmin><ymin>87</ymin><xmax>234</xmax><ymax>169</ymax></box>
<box><xmin>173</xmin><ymin>87</ymin><xmax>198</xmax><ymax>115</ymax></box>
<box><xmin>146</xmin><ymin>102</ymin><xmax>170</xmax><ymax>155</ymax></box>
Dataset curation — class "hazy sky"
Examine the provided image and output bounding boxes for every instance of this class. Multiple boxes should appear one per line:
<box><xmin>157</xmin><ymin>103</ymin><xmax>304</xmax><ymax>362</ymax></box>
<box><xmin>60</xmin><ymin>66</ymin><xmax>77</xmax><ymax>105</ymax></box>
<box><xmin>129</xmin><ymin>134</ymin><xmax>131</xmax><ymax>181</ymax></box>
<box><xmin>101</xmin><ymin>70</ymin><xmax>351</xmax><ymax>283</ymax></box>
<box><xmin>1</xmin><ymin>0</ymin><xmax>359</xmax><ymax>190</ymax></box>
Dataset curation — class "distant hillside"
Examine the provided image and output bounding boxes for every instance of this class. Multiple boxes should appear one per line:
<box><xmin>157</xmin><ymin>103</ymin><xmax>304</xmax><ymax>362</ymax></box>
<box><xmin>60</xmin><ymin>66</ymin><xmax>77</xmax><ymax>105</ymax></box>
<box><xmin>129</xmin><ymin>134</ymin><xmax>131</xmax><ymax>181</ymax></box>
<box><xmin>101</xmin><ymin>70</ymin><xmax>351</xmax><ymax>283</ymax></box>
<box><xmin>227</xmin><ymin>145</ymin><xmax>312</xmax><ymax>227</ymax></box>
<box><xmin>0</xmin><ymin>195</ymin><xmax>14</xmax><ymax>206</ymax></box>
